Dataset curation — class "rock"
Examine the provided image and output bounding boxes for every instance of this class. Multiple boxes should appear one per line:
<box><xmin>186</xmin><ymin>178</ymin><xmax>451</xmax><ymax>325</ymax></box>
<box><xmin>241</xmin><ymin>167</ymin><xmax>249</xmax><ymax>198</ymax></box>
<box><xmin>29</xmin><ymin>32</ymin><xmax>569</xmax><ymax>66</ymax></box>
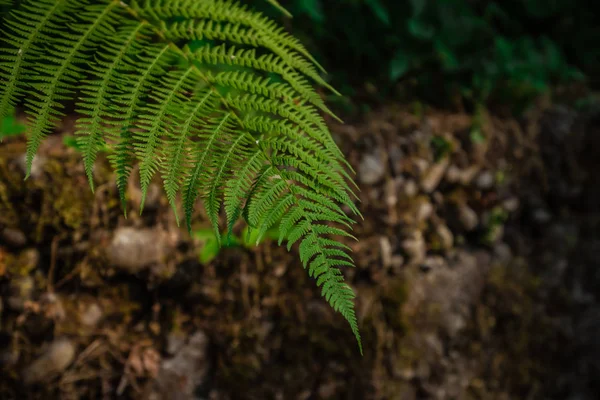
<box><xmin>1</xmin><ymin>228</ymin><xmax>27</xmax><ymax>247</ymax></box>
<box><xmin>15</xmin><ymin>153</ymin><xmax>46</xmax><ymax>180</ymax></box>
<box><xmin>446</xmin><ymin>165</ymin><xmax>480</xmax><ymax>185</ymax></box>
<box><xmin>79</xmin><ymin>302</ymin><xmax>103</xmax><ymax>328</ymax></box>
<box><xmin>403</xmin><ymin>179</ymin><xmax>418</xmax><ymax>197</ymax></box>
<box><xmin>106</xmin><ymin>227</ymin><xmax>167</xmax><ymax>273</ymax></box>
<box><xmin>166</xmin><ymin>332</ymin><xmax>187</xmax><ymax>356</ymax></box>
<box><xmin>379</xmin><ymin>236</ymin><xmax>393</xmax><ymax>268</ymax></box>
<box><xmin>435</xmin><ymin>223</ymin><xmax>454</xmax><ymax>250</ymax></box>
<box><xmin>415</xmin><ymin>198</ymin><xmax>433</xmax><ymax>224</ymax></box>
<box><xmin>318</xmin><ymin>381</ymin><xmax>342</xmax><ymax>398</ymax></box>
<box><xmin>391</xmin><ymin>255</ymin><xmax>405</xmax><ymax>268</ymax></box>
<box><xmin>493</xmin><ymin>243</ymin><xmax>512</xmax><ymax>263</ymax></box>
<box><xmin>502</xmin><ymin>197</ymin><xmax>520</xmax><ymax>212</ymax></box>
<box><xmin>419</xmin><ymin>256</ymin><xmax>446</xmax><ymax>272</ymax></box>
<box><xmin>146</xmin><ymin>331</ymin><xmax>210</xmax><ymax>400</ymax></box>
<box><xmin>458</xmin><ymin>204</ymin><xmax>479</xmax><ymax>231</ymax></box>
<box><xmin>39</xmin><ymin>292</ymin><xmax>66</xmax><ymax>321</ymax></box>
<box><xmin>403</xmin><ymin>251</ymin><xmax>488</xmax><ymax>339</ymax></box>
<box><xmin>445</xmin><ymin>165</ymin><xmax>461</xmax><ymax>183</ymax></box>
<box><xmin>384</xmin><ymin>178</ymin><xmax>398</xmax><ymax>207</ymax></box>
<box><xmin>358</xmin><ymin>152</ymin><xmax>386</xmax><ymax>185</ymax></box>
<box><xmin>533</xmin><ymin>208</ymin><xmax>552</xmax><ymax>224</ymax></box>
<box><xmin>420</xmin><ymin>158</ymin><xmax>449</xmax><ymax>193</ymax></box>
<box><xmin>413</xmin><ymin>158</ymin><xmax>429</xmax><ymax>175</ymax></box>
<box><xmin>402</xmin><ymin>231</ymin><xmax>426</xmax><ymax>264</ymax></box>
<box><xmin>475</xmin><ymin>170</ymin><xmax>495</xmax><ymax>190</ymax></box>
<box><xmin>23</xmin><ymin>338</ymin><xmax>76</xmax><ymax>384</ymax></box>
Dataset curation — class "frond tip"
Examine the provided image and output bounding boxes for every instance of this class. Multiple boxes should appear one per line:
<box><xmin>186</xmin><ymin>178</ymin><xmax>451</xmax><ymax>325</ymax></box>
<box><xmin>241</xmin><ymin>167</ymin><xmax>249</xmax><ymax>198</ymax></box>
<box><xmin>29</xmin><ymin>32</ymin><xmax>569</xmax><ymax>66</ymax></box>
<box><xmin>0</xmin><ymin>0</ymin><xmax>363</xmax><ymax>353</ymax></box>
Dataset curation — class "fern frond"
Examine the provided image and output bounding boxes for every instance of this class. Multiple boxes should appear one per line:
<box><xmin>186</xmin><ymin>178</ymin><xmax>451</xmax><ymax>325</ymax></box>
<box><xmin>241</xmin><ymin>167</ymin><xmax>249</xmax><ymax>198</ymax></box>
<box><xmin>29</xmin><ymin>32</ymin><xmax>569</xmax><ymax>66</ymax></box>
<box><xmin>76</xmin><ymin>19</ymin><xmax>149</xmax><ymax>190</ymax></box>
<box><xmin>0</xmin><ymin>0</ymin><xmax>66</xmax><ymax>120</ymax></box>
<box><xmin>0</xmin><ymin>0</ymin><xmax>363</xmax><ymax>353</ymax></box>
<box><xmin>108</xmin><ymin>43</ymin><xmax>174</xmax><ymax>211</ymax></box>
<box><xmin>182</xmin><ymin>111</ymin><xmax>232</xmax><ymax>231</ymax></box>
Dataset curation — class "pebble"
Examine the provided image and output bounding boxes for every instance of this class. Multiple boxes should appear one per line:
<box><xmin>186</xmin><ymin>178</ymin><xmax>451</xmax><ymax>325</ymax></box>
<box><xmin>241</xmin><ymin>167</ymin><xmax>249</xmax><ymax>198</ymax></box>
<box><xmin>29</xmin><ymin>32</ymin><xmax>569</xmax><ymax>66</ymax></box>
<box><xmin>106</xmin><ymin>227</ymin><xmax>167</xmax><ymax>273</ymax></box>
<box><xmin>419</xmin><ymin>256</ymin><xmax>446</xmax><ymax>272</ymax></box>
<box><xmin>166</xmin><ymin>332</ymin><xmax>187</xmax><ymax>356</ymax></box>
<box><xmin>446</xmin><ymin>165</ymin><xmax>480</xmax><ymax>185</ymax></box>
<box><xmin>533</xmin><ymin>208</ymin><xmax>552</xmax><ymax>224</ymax></box>
<box><xmin>502</xmin><ymin>197</ymin><xmax>520</xmax><ymax>212</ymax></box>
<box><xmin>384</xmin><ymin>178</ymin><xmax>398</xmax><ymax>207</ymax></box>
<box><xmin>0</xmin><ymin>228</ymin><xmax>27</xmax><ymax>247</ymax></box>
<box><xmin>23</xmin><ymin>338</ymin><xmax>76</xmax><ymax>384</ymax></box>
<box><xmin>415</xmin><ymin>199</ymin><xmax>434</xmax><ymax>224</ymax></box>
<box><xmin>79</xmin><ymin>303</ymin><xmax>103</xmax><ymax>328</ymax></box>
<box><xmin>379</xmin><ymin>236</ymin><xmax>393</xmax><ymax>268</ymax></box>
<box><xmin>358</xmin><ymin>152</ymin><xmax>386</xmax><ymax>185</ymax></box>
<box><xmin>39</xmin><ymin>292</ymin><xmax>66</xmax><ymax>321</ymax></box>
<box><xmin>421</xmin><ymin>158</ymin><xmax>449</xmax><ymax>193</ymax></box>
<box><xmin>436</xmin><ymin>224</ymin><xmax>454</xmax><ymax>250</ymax></box>
<box><xmin>16</xmin><ymin>154</ymin><xmax>46</xmax><ymax>180</ymax></box>
<box><xmin>493</xmin><ymin>243</ymin><xmax>512</xmax><ymax>263</ymax></box>
<box><xmin>147</xmin><ymin>331</ymin><xmax>210</xmax><ymax>399</ymax></box>
<box><xmin>475</xmin><ymin>170</ymin><xmax>495</xmax><ymax>190</ymax></box>
<box><xmin>458</xmin><ymin>204</ymin><xmax>479</xmax><ymax>231</ymax></box>
<box><xmin>402</xmin><ymin>231</ymin><xmax>426</xmax><ymax>263</ymax></box>
<box><xmin>403</xmin><ymin>179</ymin><xmax>418</xmax><ymax>197</ymax></box>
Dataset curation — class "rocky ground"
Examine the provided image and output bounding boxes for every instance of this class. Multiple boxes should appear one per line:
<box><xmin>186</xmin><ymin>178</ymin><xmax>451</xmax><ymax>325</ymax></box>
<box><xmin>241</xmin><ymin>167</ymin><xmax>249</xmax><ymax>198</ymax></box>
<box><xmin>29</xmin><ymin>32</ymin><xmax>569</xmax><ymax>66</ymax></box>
<box><xmin>0</xmin><ymin>101</ymin><xmax>599</xmax><ymax>399</ymax></box>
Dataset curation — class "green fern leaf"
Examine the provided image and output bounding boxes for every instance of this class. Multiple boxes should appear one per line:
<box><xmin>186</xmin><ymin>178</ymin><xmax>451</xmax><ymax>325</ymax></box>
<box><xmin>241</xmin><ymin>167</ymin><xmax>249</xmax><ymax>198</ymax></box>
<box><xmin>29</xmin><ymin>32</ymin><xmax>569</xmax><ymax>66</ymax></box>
<box><xmin>0</xmin><ymin>0</ymin><xmax>364</xmax><ymax>353</ymax></box>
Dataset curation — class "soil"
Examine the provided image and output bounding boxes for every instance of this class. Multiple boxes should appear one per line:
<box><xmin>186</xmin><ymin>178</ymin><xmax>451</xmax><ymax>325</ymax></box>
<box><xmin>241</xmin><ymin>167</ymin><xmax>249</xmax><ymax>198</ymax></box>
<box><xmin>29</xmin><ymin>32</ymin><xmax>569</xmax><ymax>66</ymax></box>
<box><xmin>1</xmin><ymin>101</ymin><xmax>599</xmax><ymax>399</ymax></box>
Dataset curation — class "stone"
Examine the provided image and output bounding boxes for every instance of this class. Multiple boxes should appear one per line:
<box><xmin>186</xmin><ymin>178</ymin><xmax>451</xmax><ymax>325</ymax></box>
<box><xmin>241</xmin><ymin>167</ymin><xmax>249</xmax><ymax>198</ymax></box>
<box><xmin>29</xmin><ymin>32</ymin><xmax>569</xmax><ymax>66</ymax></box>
<box><xmin>436</xmin><ymin>223</ymin><xmax>454</xmax><ymax>250</ymax></box>
<box><xmin>166</xmin><ymin>332</ymin><xmax>187</xmax><ymax>356</ymax></box>
<box><xmin>502</xmin><ymin>197</ymin><xmax>520</xmax><ymax>212</ymax></box>
<box><xmin>79</xmin><ymin>302</ymin><xmax>103</xmax><ymax>328</ymax></box>
<box><xmin>421</xmin><ymin>158</ymin><xmax>449</xmax><ymax>193</ymax></box>
<box><xmin>458</xmin><ymin>204</ymin><xmax>479</xmax><ymax>231</ymax></box>
<box><xmin>533</xmin><ymin>208</ymin><xmax>552</xmax><ymax>224</ymax></box>
<box><xmin>358</xmin><ymin>152</ymin><xmax>386</xmax><ymax>185</ymax></box>
<box><xmin>402</xmin><ymin>231</ymin><xmax>426</xmax><ymax>264</ymax></box>
<box><xmin>402</xmin><ymin>250</ymin><xmax>488</xmax><ymax>339</ymax></box>
<box><xmin>446</xmin><ymin>165</ymin><xmax>480</xmax><ymax>185</ymax></box>
<box><xmin>403</xmin><ymin>179</ymin><xmax>418</xmax><ymax>197</ymax></box>
<box><xmin>23</xmin><ymin>338</ymin><xmax>76</xmax><ymax>384</ymax></box>
<box><xmin>1</xmin><ymin>228</ymin><xmax>27</xmax><ymax>247</ymax></box>
<box><xmin>379</xmin><ymin>236</ymin><xmax>393</xmax><ymax>268</ymax></box>
<box><xmin>146</xmin><ymin>331</ymin><xmax>210</xmax><ymax>400</ymax></box>
<box><xmin>106</xmin><ymin>227</ymin><xmax>167</xmax><ymax>273</ymax></box>
<box><xmin>15</xmin><ymin>153</ymin><xmax>46</xmax><ymax>180</ymax></box>
<box><xmin>419</xmin><ymin>255</ymin><xmax>446</xmax><ymax>272</ymax></box>
<box><xmin>475</xmin><ymin>170</ymin><xmax>495</xmax><ymax>190</ymax></box>
<box><xmin>415</xmin><ymin>198</ymin><xmax>434</xmax><ymax>224</ymax></box>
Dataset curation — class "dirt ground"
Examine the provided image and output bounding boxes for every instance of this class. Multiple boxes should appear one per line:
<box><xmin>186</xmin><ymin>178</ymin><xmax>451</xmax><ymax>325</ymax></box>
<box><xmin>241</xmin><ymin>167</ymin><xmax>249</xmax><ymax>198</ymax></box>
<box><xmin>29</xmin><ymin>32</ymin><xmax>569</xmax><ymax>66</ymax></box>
<box><xmin>1</xmin><ymin>100</ymin><xmax>599</xmax><ymax>399</ymax></box>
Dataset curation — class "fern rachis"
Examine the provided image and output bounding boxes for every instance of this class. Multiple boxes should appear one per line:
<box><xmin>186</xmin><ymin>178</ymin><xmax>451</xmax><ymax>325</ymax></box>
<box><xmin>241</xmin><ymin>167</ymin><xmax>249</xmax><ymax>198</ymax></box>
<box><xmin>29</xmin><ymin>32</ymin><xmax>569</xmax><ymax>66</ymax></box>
<box><xmin>0</xmin><ymin>0</ymin><xmax>363</xmax><ymax>353</ymax></box>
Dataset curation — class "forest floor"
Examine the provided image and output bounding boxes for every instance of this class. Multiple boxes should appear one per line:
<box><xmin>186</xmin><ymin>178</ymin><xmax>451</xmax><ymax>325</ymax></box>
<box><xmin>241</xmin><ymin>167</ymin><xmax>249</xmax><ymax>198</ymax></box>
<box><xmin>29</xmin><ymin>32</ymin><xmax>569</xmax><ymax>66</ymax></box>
<box><xmin>1</xmin><ymin>100</ymin><xmax>599</xmax><ymax>400</ymax></box>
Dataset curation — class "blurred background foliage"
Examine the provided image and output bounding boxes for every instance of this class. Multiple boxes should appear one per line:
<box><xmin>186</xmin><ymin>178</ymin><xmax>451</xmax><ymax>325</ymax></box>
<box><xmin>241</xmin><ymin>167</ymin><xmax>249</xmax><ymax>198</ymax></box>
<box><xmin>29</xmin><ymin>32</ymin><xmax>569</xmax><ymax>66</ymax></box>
<box><xmin>253</xmin><ymin>0</ymin><xmax>599</xmax><ymax>112</ymax></box>
<box><xmin>1</xmin><ymin>0</ymin><xmax>597</xmax><ymax>112</ymax></box>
